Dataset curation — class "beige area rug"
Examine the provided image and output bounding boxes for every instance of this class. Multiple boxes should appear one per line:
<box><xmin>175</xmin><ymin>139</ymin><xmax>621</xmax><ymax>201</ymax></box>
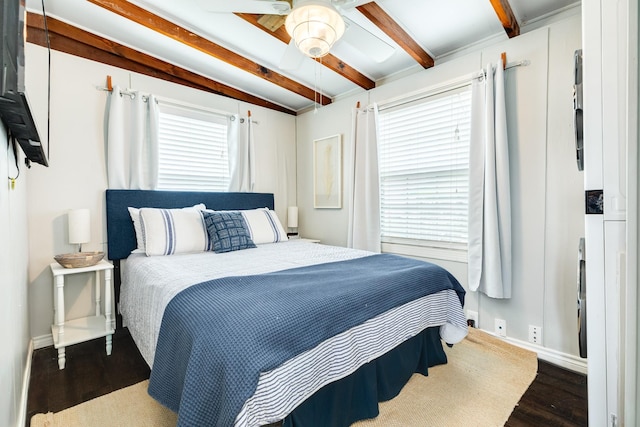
<box><xmin>31</xmin><ymin>328</ymin><xmax>537</xmax><ymax>427</ymax></box>
<box><xmin>353</xmin><ymin>328</ymin><xmax>538</xmax><ymax>427</ymax></box>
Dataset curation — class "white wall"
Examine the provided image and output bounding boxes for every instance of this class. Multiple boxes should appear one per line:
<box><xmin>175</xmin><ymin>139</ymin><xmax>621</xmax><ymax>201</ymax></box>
<box><xmin>0</xmin><ymin>125</ymin><xmax>32</xmax><ymax>425</ymax></box>
<box><xmin>25</xmin><ymin>45</ymin><xmax>297</xmax><ymax>343</ymax></box>
<box><xmin>296</xmin><ymin>93</ymin><xmax>363</xmax><ymax>244</ymax></box>
<box><xmin>296</xmin><ymin>12</ymin><xmax>584</xmax><ymax>365</ymax></box>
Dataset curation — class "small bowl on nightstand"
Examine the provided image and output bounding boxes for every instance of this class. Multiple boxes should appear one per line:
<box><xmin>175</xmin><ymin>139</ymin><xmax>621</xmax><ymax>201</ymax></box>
<box><xmin>54</xmin><ymin>251</ymin><xmax>105</xmax><ymax>269</ymax></box>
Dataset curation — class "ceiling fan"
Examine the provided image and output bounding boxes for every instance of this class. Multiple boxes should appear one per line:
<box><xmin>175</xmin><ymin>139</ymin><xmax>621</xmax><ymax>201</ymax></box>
<box><xmin>201</xmin><ymin>0</ymin><xmax>395</xmax><ymax>69</ymax></box>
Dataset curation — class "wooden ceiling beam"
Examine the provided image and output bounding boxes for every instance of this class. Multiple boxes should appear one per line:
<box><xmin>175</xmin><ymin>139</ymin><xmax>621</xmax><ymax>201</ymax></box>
<box><xmin>86</xmin><ymin>0</ymin><xmax>331</xmax><ymax>105</ymax></box>
<box><xmin>489</xmin><ymin>0</ymin><xmax>520</xmax><ymax>38</ymax></box>
<box><xmin>26</xmin><ymin>13</ymin><xmax>296</xmax><ymax>115</ymax></box>
<box><xmin>356</xmin><ymin>2</ymin><xmax>434</xmax><ymax>69</ymax></box>
<box><xmin>236</xmin><ymin>13</ymin><xmax>375</xmax><ymax>91</ymax></box>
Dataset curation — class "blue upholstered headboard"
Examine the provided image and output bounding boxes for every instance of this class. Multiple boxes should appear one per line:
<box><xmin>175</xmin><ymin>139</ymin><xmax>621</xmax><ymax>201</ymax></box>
<box><xmin>105</xmin><ymin>189</ymin><xmax>275</xmax><ymax>261</ymax></box>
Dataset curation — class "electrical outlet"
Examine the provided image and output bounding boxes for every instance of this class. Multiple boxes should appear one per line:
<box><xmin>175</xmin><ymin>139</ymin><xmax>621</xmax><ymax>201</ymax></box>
<box><xmin>528</xmin><ymin>325</ymin><xmax>542</xmax><ymax>344</ymax></box>
<box><xmin>495</xmin><ymin>319</ymin><xmax>507</xmax><ymax>337</ymax></box>
<box><xmin>467</xmin><ymin>310</ymin><xmax>478</xmax><ymax>328</ymax></box>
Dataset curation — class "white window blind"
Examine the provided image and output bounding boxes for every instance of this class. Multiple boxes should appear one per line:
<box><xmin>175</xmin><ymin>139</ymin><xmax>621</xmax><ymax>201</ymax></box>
<box><xmin>378</xmin><ymin>85</ymin><xmax>472</xmax><ymax>246</ymax></box>
<box><xmin>157</xmin><ymin>103</ymin><xmax>230</xmax><ymax>191</ymax></box>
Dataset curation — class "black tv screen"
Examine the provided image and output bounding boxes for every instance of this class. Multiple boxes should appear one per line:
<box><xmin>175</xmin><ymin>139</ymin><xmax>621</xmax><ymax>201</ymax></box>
<box><xmin>0</xmin><ymin>0</ymin><xmax>48</xmax><ymax>166</ymax></box>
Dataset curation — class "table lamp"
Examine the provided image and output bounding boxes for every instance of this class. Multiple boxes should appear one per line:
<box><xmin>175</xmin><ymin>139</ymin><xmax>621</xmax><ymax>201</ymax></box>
<box><xmin>54</xmin><ymin>208</ymin><xmax>104</xmax><ymax>268</ymax></box>
<box><xmin>287</xmin><ymin>206</ymin><xmax>298</xmax><ymax>237</ymax></box>
<box><xmin>68</xmin><ymin>208</ymin><xmax>90</xmax><ymax>252</ymax></box>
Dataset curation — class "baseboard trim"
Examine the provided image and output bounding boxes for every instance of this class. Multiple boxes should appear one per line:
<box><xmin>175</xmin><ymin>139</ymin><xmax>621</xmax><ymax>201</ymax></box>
<box><xmin>33</xmin><ymin>334</ymin><xmax>53</xmax><ymax>350</ymax></box>
<box><xmin>480</xmin><ymin>329</ymin><xmax>588</xmax><ymax>374</ymax></box>
<box><xmin>508</xmin><ymin>337</ymin><xmax>587</xmax><ymax>374</ymax></box>
<box><xmin>17</xmin><ymin>339</ymin><xmax>34</xmax><ymax>427</ymax></box>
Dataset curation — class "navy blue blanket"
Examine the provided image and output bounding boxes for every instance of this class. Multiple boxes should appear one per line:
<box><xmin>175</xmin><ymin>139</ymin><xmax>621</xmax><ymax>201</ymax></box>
<box><xmin>148</xmin><ymin>253</ymin><xmax>465</xmax><ymax>427</ymax></box>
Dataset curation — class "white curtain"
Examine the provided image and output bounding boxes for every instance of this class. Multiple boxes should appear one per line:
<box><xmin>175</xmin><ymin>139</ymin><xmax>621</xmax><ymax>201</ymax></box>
<box><xmin>227</xmin><ymin>114</ymin><xmax>255</xmax><ymax>192</ymax></box>
<box><xmin>467</xmin><ymin>59</ymin><xmax>512</xmax><ymax>299</ymax></box>
<box><xmin>106</xmin><ymin>85</ymin><xmax>159</xmax><ymax>189</ymax></box>
<box><xmin>348</xmin><ymin>105</ymin><xmax>381</xmax><ymax>252</ymax></box>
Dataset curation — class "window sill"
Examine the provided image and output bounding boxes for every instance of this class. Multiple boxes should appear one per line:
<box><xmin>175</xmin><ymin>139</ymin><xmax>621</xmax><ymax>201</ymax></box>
<box><xmin>381</xmin><ymin>241</ymin><xmax>467</xmax><ymax>263</ymax></box>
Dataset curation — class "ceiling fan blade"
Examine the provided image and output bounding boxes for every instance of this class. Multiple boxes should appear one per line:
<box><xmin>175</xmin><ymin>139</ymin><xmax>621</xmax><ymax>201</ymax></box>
<box><xmin>202</xmin><ymin>0</ymin><xmax>291</xmax><ymax>15</ymax></box>
<box><xmin>341</xmin><ymin>17</ymin><xmax>395</xmax><ymax>63</ymax></box>
<box><xmin>332</xmin><ymin>0</ymin><xmax>359</xmax><ymax>10</ymax></box>
<box><xmin>279</xmin><ymin>39</ymin><xmax>306</xmax><ymax>70</ymax></box>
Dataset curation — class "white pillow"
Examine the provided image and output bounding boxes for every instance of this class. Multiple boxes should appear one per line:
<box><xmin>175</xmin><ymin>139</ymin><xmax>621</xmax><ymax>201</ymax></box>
<box><xmin>128</xmin><ymin>204</ymin><xmax>205</xmax><ymax>254</ymax></box>
<box><xmin>140</xmin><ymin>207</ymin><xmax>211</xmax><ymax>256</ymax></box>
<box><xmin>240</xmin><ymin>208</ymin><xmax>288</xmax><ymax>244</ymax></box>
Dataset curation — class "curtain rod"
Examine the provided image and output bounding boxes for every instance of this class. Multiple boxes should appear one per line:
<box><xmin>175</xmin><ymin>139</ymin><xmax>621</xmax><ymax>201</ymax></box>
<box><xmin>96</xmin><ymin>84</ymin><xmax>151</xmax><ymax>102</ymax></box>
<box><xmin>97</xmin><ymin>76</ymin><xmax>258</xmax><ymax>123</ymax></box>
<box><xmin>378</xmin><ymin>57</ymin><xmax>530</xmax><ymax>111</ymax></box>
<box><xmin>496</xmin><ymin>59</ymin><xmax>530</xmax><ymax>72</ymax></box>
<box><xmin>473</xmin><ymin>59</ymin><xmax>530</xmax><ymax>81</ymax></box>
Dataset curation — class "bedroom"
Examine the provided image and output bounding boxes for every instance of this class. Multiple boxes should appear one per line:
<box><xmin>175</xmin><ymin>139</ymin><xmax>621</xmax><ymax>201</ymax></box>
<box><xmin>1</xmin><ymin>0</ymin><xmax>637</xmax><ymax>426</ymax></box>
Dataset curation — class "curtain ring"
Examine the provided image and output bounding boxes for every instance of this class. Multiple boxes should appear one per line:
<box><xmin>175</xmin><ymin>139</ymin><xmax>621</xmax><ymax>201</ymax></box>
<box><xmin>119</xmin><ymin>91</ymin><xmax>136</xmax><ymax>100</ymax></box>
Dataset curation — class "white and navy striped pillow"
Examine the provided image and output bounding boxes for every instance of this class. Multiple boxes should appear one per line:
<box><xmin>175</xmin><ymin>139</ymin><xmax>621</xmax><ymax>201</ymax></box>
<box><xmin>240</xmin><ymin>208</ymin><xmax>288</xmax><ymax>244</ymax></box>
<box><xmin>128</xmin><ymin>204</ymin><xmax>205</xmax><ymax>254</ymax></box>
<box><xmin>139</xmin><ymin>207</ymin><xmax>210</xmax><ymax>256</ymax></box>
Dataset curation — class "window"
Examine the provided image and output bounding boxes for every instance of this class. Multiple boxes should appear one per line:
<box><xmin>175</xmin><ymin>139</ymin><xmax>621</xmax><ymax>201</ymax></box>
<box><xmin>377</xmin><ymin>85</ymin><xmax>472</xmax><ymax>249</ymax></box>
<box><xmin>157</xmin><ymin>103</ymin><xmax>230</xmax><ymax>191</ymax></box>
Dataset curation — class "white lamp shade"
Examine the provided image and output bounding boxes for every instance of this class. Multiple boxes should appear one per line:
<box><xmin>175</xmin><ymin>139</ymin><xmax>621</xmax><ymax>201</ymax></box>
<box><xmin>285</xmin><ymin>0</ymin><xmax>345</xmax><ymax>58</ymax></box>
<box><xmin>68</xmin><ymin>209</ymin><xmax>91</xmax><ymax>245</ymax></box>
<box><xmin>287</xmin><ymin>206</ymin><xmax>299</xmax><ymax>228</ymax></box>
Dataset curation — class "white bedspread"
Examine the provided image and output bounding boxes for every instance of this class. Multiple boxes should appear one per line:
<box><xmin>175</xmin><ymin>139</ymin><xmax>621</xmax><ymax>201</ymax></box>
<box><xmin>120</xmin><ymin>240</ymin><xmax>468</xmax><ymax>425</ymax></box>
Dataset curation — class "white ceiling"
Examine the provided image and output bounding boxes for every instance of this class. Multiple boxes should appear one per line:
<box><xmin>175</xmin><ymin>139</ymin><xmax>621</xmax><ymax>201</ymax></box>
<box><xmin>26</xmin><ymin>0</ymin><xmax>580</xmax><ymax>113</ymax></box>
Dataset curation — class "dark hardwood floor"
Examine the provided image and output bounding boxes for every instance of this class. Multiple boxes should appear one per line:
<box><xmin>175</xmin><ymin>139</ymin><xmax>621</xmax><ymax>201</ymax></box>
<box><xmin>27</xmin><ymin>328</ymin><xmax>588</xmax><ymax>426</ymax></box>
<box><xmin>26</xmin><ymin>328</ymin><xmax>150</xmax><ymax>423</ymax></box>
<box><xmin>506</xmin><ymin>360</ymin><xmax>588</xmax><ymax>426</ymax></box>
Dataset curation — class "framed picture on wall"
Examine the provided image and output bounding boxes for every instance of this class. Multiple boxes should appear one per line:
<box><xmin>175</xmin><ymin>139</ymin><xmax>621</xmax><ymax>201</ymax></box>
<box><xmin>313</xmin><ymin>134</ymin><xmax>342</xmax><ymax>209</ymax></box>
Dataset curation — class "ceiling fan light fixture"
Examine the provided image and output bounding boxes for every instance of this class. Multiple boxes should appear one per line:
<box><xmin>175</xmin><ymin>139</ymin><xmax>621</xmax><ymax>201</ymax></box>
<box><xmin>285</xmin><ymin>0</ymin><xmax>346</xmax><ymax>58</ymax></box>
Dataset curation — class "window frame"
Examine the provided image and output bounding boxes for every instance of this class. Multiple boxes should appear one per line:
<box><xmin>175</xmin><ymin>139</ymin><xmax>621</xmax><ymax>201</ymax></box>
<box><xmin>377</xmin><ymin>83</ymin><xmax>472</xmax><ymax>262</ymax></box>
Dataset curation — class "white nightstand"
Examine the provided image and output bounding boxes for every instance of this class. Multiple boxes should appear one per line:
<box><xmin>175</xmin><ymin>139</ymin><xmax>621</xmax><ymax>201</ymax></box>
<box><xmin>49</xmin><ymin>259</ymin><xmax>115</xmax><ymax>369</ymax></box>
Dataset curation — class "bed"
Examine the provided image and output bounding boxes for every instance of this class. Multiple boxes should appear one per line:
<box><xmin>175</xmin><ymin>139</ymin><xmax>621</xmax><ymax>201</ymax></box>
<box><xmin>105</xmin><ymin>189</ymin><xmax>468</xmax><ymax>427</ymax></box>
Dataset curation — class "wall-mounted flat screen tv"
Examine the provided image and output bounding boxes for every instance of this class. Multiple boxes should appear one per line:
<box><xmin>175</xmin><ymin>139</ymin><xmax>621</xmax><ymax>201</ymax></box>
<box><xmin>0</xmin><ymin>0</ymin><xmax>48</xmax><ymax>166</ymax></box>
